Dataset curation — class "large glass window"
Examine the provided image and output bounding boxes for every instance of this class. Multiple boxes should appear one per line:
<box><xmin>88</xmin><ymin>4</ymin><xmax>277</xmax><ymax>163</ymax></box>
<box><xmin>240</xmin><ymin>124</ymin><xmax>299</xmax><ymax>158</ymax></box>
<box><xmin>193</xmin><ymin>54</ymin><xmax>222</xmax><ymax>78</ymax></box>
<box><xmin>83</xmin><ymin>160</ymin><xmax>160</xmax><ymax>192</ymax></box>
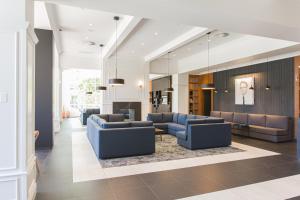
<box><xmin>62</xmin><ymin>69</ymin><xmax>101</xmax><ymax>117</ymax></box>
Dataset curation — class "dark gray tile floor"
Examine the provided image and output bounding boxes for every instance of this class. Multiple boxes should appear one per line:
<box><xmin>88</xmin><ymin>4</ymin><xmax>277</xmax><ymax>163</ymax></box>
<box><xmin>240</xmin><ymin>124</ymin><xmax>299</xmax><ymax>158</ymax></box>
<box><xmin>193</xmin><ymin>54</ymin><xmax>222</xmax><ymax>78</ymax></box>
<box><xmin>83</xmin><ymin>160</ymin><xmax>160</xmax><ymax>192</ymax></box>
<box><xmin>35</xmin><ymin>119</ymin><xmax>300</xmax><ymax>200</ymax></box>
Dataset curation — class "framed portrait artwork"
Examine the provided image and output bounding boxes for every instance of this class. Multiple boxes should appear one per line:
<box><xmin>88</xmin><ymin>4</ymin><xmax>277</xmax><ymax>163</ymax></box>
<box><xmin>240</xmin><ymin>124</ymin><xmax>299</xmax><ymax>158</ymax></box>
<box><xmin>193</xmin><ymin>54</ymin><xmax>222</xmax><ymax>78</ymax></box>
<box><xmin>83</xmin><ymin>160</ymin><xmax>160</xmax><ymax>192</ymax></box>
<box><xmin>235</xmin><ymin>76</ymin><xmax>254</xmax><ymax>105</ymax></box>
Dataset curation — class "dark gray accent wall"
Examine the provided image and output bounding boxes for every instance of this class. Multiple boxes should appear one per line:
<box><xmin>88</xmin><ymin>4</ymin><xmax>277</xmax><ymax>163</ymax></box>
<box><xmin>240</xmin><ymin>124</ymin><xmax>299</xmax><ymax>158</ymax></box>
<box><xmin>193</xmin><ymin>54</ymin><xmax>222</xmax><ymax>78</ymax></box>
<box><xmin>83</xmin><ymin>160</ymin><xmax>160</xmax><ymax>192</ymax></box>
<box><xmin>35</xmin><ymin>29</ymin><xmax>53</xmax><ymax>149</ymax></box>
<box><xmin>151</xmin><ymin>76</ymin><xmax>172</xmax><ymax>113</ymax></box>
<box><xmin>213</xmin><ymin>58</ymin><xmax>294</xmax><ymax>117</ymax></box>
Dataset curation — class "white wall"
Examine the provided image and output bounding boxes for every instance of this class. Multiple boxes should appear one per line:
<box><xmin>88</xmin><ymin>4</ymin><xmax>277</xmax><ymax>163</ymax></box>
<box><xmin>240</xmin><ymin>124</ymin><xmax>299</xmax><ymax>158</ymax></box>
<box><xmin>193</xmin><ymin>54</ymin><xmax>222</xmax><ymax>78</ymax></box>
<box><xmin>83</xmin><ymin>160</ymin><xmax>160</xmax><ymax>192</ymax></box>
<box><xmin>172</xmin><ymin>73</ymin><xmax>189</xmax><ymax>114</ymax></box>
<box><xmin>0</xmin><ymin>0</ymin><xmax>37</xmax><ymax>199</ymax></box>
<box><xmin>101</xmin><ymin>57</ymin><xmax>150</xmax><ymax>120</ymax></box>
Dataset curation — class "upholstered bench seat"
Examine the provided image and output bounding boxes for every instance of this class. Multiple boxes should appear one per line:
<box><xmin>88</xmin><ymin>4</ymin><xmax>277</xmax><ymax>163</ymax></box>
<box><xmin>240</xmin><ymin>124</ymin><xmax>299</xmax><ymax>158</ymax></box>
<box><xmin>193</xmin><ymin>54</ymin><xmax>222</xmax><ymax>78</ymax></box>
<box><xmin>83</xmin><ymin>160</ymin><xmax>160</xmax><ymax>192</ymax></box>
<box><xmin>211</xmin><ymin>111</ymin><xmax>291</xmax><ymax>142</ymax></box>
<box><xmin>249</xmin><ymin>125</ymin><xmax>287</xmax><ymax>136</ymax></box>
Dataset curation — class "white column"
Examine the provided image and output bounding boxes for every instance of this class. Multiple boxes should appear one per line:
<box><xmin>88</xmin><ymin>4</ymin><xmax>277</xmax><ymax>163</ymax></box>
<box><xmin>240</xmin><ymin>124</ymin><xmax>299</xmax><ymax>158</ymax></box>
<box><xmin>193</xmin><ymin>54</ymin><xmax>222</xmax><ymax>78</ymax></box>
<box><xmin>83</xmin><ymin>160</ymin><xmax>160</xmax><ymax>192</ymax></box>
<box><xmin>172</xmin><ymin>73</ymin><xmax>189</xmax><ymax>114</ymax></box>
<box><xmin>0</xmin><ymin>0</ymin><xmax>37</xmax><ymax>199</ymax></box>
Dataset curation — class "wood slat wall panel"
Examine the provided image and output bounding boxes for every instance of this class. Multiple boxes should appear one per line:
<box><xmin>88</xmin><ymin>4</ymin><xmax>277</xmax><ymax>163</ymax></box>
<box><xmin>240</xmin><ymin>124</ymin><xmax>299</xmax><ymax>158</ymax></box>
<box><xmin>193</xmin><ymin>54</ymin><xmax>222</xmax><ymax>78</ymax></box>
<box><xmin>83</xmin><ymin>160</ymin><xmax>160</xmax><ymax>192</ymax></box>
<box><xmin>213</xmin><ymin>58</ymin><xmax>294</xmax><ymax>117</ymax></box>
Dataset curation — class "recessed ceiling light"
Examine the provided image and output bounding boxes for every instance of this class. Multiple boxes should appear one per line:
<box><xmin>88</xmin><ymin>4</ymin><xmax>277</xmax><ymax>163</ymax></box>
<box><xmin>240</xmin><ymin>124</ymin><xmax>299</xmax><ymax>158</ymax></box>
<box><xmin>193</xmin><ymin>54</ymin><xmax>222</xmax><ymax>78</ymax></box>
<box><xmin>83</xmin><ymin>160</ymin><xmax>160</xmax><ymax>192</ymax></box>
<box><xmin>213</xmin><ymin>32</ymin><xmax>230</xmax><ymax>39</ymax></box>
<box><xmin>141</xmin><ymin>42</ymin><xmax>145</xmax><ymax>46</ymax></box>
<box><xmin>85</xmin><ymin>36</ymin><xmax>89</xmax><ymax>40</ymax></box>
<box><xmin>89</xmin><ymin>23</ymin><xmax>93</xmax><ymax>26</ymax></box>
<box><xmin>154</xmin><ymin>32</ymin><xmax>158</xmax><ymax>36</ymax></box>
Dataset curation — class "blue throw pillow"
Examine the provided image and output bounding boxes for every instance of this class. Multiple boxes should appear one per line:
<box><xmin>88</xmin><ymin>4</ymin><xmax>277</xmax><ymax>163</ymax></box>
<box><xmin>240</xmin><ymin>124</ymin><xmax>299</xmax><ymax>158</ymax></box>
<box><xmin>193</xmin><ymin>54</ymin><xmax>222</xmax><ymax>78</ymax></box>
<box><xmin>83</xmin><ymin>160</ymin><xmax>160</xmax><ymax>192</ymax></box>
<box><xmin>173</xmin><ymin>113</ymin><xmax>179</xmax><ymax>123</ymax></box>
<box><xmin>162</xmin><ymin>112</ymin><xmax>173</xmax><ymax>122</ymax></box>
<box><xmin>178</xmin><ymin>113</ymin><xmax>187</xmax><ymax>125</ymax></box>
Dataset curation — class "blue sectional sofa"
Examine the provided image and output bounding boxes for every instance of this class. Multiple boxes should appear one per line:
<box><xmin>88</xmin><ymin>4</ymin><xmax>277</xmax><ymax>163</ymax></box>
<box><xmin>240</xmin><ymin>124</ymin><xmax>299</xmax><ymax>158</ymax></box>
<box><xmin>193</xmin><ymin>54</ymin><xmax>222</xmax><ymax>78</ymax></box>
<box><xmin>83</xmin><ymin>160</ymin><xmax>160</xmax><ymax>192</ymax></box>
<box><xmin>87</xmin><ymin>114</ymin><xmax>155</xmax><ymax>159</ymax></box>
<box><xmin>147</xmin><ymin>113</ymin><xmax>231</xmax><ymax>150</ymax></box>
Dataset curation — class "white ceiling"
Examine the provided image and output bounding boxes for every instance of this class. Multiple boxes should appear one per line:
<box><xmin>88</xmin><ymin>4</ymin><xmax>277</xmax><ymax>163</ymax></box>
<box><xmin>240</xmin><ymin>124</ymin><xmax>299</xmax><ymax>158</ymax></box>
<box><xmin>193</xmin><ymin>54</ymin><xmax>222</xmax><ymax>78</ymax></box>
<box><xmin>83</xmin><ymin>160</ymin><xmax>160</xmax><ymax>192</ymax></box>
<box><xmin>42</xmin><ymin>0</ymin><xmax>300</xmax><ymax>42</ymax></box>
<box><xmin>53</xmin><ymin>4</ymin><xmax>127</xmax><ymax>57</ymax></box>
<box><xmin>115</xmin><ymin>19</ymin><xmax>194</xmax><ymax>58</ymax></box>
<box><xmin>35</xmin><ymin>0</ymin><xmax>300</xmax><ymax>72</ymax></box>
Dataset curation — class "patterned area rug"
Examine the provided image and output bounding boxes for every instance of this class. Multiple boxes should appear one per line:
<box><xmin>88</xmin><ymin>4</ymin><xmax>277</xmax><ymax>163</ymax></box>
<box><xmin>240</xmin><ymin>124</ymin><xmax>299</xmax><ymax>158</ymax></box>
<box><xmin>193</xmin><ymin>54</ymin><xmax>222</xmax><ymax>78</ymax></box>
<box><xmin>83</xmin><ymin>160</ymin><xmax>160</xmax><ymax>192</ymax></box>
<box><xmin>99</xmin><ymin>135</ymin><xmax>244</xmax><ymax>168</ymax></box>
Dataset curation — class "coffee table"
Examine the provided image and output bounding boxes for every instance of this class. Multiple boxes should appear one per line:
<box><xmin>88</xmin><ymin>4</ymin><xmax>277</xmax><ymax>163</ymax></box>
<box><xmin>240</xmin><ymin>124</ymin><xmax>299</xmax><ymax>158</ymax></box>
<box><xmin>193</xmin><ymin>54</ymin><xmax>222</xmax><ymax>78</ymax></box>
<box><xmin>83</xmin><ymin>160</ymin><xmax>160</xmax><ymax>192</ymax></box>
<box><xmin>155</xmin><ymin>128</ymin><xmax>164</xmax><ymax>141</ymax></box>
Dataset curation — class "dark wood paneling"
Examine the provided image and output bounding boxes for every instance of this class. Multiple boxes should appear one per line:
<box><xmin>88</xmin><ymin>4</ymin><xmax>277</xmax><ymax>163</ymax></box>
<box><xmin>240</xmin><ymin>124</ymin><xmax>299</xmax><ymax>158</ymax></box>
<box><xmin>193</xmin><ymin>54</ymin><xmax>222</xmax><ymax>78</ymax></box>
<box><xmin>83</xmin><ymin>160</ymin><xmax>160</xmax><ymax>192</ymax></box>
<box><xmin>213</xmin><ymin>58</ymin><xmax>294</xmax><ymax>117</ymax></box>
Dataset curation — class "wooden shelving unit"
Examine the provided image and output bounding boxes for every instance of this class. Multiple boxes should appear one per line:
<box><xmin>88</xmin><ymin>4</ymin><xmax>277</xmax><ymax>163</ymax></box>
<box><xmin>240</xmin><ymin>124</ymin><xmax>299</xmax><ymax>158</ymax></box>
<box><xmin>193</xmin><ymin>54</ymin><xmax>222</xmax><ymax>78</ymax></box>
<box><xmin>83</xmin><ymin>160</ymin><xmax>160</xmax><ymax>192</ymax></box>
<box><xmin>189</xmin><ymin>75</ymin><xmax>201</xmax><ymax>115</ymax></box>
<box><xmin>188</xmin><ymin>74</ymin><xmax>214</xmax><ymax>115</ymax></box>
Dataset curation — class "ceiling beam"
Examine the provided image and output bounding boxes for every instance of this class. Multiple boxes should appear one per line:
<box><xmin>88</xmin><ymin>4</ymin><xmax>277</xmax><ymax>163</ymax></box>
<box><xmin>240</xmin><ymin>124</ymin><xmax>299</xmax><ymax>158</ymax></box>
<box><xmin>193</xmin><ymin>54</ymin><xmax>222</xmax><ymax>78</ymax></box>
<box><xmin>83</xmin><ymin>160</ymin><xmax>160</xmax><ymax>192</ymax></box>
<box><xmin>144</xmin><ymin>27</ymin><xmax>208</xmax><ymax>62</ymax></box>
<box><xmin>102</xmin><ymin>16</ymin><xmax>142</xmax><ymax>59</ymax></box>
<box><xmin>44</xmin><ymin>2</ymin><xmax>63</xmax><ymax>54</ymax></box>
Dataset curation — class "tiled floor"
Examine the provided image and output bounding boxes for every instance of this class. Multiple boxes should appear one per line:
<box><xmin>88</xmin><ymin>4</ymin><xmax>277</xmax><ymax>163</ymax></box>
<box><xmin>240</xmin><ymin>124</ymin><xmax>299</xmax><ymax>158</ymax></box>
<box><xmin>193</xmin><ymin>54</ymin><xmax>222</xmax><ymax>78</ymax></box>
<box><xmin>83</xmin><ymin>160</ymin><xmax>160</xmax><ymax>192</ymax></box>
<box><xmin>72</xmin><ymin>131</ymin><xmax>278</xmax><ymax>182</ymax></box>
<box><xmin>35</xmin><ymin>118</ymin><xmax>300</xmax><ymax>200</ymax></box>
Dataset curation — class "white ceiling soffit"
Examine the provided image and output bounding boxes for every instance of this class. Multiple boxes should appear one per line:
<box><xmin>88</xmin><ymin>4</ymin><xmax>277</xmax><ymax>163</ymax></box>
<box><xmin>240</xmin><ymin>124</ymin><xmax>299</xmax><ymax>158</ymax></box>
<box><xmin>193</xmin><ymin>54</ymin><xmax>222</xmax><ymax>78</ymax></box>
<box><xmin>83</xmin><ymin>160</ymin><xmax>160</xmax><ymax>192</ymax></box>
<box><xmin>44</xmin><ymin>3</ymin><xmax>63</xmax><ymax>54</ymax></box>
<box><xmin>34</xmin><ymin>1</ymin><xmax>51</xmax><ymax>30</ymax></box>
<box><xmin>102</xmin><ymin>16</ymin><xmax>142</xmax><ymax>59</ymax></box>
<box><xmin>41</xmin><ymin>0</ymin><xmax>300</xmax><ymax>42</ymax></box>
<box><xmin>144</xmin><ymin>27</ymin><xmax>208</xmax><ymax>62</ymax></box>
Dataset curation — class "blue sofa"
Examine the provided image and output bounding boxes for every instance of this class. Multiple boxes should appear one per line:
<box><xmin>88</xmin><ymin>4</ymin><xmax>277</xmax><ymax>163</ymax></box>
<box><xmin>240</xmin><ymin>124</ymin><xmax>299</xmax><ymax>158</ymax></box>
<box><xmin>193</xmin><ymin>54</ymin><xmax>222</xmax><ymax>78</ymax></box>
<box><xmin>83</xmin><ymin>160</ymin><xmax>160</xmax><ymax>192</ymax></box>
<box><xmin>80</xmin><ymin>108</ymin><xmax>100</xmax><ymax>125</ymax></box>
<box><xmin>147</xmin><ymin>113</ymin><xmax>231</xmax><ymax>150</ymax></box>
<box><xmin>87</xmin><ymin>114</ymin><xmax>155</xmax><ymax>159</ymax></box>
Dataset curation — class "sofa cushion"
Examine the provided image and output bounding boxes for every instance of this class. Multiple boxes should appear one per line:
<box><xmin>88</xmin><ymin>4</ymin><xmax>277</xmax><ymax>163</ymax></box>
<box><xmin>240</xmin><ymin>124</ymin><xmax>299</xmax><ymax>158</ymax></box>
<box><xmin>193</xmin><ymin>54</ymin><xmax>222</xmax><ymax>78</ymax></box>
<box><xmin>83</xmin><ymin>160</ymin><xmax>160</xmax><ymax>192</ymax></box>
<box><xmin>178</xmin><ymin>114</ymin><xmax>187</xmax><ymax>125</ymax></box>
<box><xmin>131</xmin><ymin>121</ymin><xmax>153</xmax><ymax>127</ymax></box>
<box><xmin>248</xmin><ymin>114</ymin><xmax>266</xmax><ymax>127</ymax></box>
<box><xmin>168</xmin><ymin>123</ymin><xmax>186</xmax><ymax>131</ymax></box>
<box><xmin>186</xmin><ymin>119</ymin><xmax>207</xmax><ymax>125</ymax></box>
<box><xmin>94</xmin><ymin>114</ymin><xmax>108</xmax><ymax>121</ymax></box>
<box><xmin>233</xmin><ymin>112</ymin><xmax>248</xmax><ymax>124</ymax></box>
<box><xmin>210</xmin><ymin>111</ymin><xmax>221</xmax><ymax>118</ymax></box>
<box><xmin>187</xmin><ymin>115</ymin><xmax>197</xmax><ymax>120</ymax></box>
<box><xmin>205</xmin><ymin>117</ymin><xmax>224</xmax><ymax>123</ymax></box>
<box><xmin>176</xmin><ymin>131</ymin><xmax>187</xmax><ymax>140</ymax></box>
<box><xmin>94</xmin><ymin>116</ymin><xmax>107</xmax><ymax>126</ymax></box>
<box><xmin>148</xmin><ymin>113</ymin><xmax>163</xmax><ymax>123</ymax></box>
<box><xmin>173</xmin><ymin>113</ymin><xmax>179</xmax><ymax>123</ymax></box>
<box><xmin>162</xmin><ymin>112</ymin><xmax>173</xmax><ymax>122</ymax></box>
<box><xmin>195</xmin><ymin>115</ymin><xmax>207</xmax><ymax>119</ymax></box>
<box><xmin>108</xmin><ymin>114</ymin><xmax>125</xmax><ymax>122</ymax></box>
<box><xmin>153</xmin><ymin>123</ymin><xmax>169</xmax><ymax>130</ymax></box>
<box><xmin>221</xmin><ymin>112</ymin><xmax>234</xmax><ymax>122</ymax></box>
<box><xmin>101</xmin><ymin>122</ymin><xmax>130</xmax><ymax>129</ymax></box>
<box><xmin>249</xmin><ymin>125</ymin><xmax>287</xmax><ymax>136</ymax></box>
<box><xmin>266</xmin><ymin>115</ymin><xmax>289</xmax><ymax>130</ymax></box>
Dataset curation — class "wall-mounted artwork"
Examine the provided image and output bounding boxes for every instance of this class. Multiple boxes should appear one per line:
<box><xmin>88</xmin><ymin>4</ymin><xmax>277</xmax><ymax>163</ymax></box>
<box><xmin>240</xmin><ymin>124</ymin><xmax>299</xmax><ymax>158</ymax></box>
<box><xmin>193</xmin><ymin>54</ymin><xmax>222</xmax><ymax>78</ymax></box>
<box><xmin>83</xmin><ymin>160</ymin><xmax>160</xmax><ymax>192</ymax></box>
<box><xmin>235</xmin><ymin>77</ymin><xmax>254</xmax><ymax>105</ymax></box>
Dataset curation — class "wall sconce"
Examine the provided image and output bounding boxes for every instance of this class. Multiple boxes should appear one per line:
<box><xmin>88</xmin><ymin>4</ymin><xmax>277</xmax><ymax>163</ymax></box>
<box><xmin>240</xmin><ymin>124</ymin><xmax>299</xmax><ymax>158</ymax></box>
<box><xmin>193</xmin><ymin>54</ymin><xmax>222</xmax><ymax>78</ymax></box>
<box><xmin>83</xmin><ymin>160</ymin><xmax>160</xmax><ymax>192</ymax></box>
<box><xmin>138</xmin><ymin>80</ymin><xmax>144</xmax><ymax>88</ymax></box>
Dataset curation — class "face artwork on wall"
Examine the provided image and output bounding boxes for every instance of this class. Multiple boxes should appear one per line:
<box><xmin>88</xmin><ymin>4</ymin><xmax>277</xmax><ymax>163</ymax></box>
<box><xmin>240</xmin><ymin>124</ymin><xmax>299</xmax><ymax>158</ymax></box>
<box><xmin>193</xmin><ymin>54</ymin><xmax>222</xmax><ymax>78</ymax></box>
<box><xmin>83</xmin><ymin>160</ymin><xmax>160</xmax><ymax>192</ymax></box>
<box><xmin>235</xmin><ymin>76</ymin><xmax>254</xmax><ymax>105</ymax></box>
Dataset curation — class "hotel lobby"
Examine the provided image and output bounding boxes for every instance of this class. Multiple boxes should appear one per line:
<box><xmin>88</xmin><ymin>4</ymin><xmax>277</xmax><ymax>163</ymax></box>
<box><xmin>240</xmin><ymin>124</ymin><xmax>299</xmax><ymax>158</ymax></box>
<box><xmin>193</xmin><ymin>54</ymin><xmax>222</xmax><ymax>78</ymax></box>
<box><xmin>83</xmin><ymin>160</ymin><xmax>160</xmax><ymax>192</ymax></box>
<box><xmin>2</xmin><ymin>1</ymin><xmax>300</xmax><ymax>200</ymax></box>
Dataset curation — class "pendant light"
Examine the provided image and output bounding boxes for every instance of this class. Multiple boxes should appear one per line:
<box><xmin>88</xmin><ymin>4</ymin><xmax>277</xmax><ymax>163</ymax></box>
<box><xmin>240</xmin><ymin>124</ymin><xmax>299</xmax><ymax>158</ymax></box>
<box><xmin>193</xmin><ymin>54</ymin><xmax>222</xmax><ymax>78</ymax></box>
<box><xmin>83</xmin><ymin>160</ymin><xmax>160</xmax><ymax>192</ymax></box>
<box><xmin>265</xmin><ymin>57</ymin><xmax>271</xmax><ymax>90</ymax></box>
<box><xmin>165</xmin><ymin>51</ymin><xmax>174</xmax><ymax>92</ymax></box>
<box><xmin>109</xmin><ymin>16</ymin><xmax>125</xmax><ymax>86</ymax></box>
<box><xmin>97</xmin><ymin>44</ymin><xmax>107</xmax><ymax>90</ymax></box>
<box><xmin>224</xmin><ymin>68</ymin><xmax>229</xmax><ymax>93</ymax></box>
<box><xmin>214</xmin><ymin>68</ymin><xmax>218</xmax><ymax>93</ymax></box>
<box><xmin>201</xmin><ymin>32</ymin><xmax>215</xmax><ymax>90</ymax></box>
